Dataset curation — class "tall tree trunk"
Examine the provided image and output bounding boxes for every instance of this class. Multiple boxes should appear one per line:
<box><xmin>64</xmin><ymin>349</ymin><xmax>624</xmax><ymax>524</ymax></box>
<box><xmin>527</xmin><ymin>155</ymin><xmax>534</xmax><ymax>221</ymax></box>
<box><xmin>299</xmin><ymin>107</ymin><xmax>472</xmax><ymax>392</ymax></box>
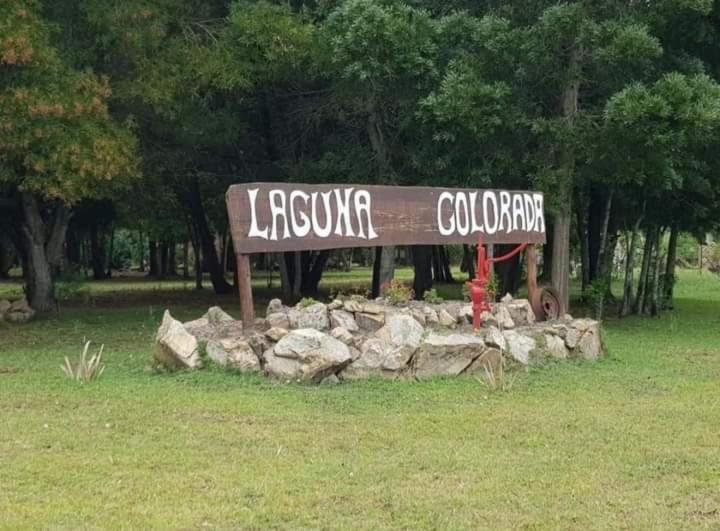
<box><xmin>300</xmin><ymin>250</ymin><xmax>330</xmax><ymax>296</ymax></box>
<box><xmin>649</xmin><ymin>227</ymin><xmax>664</xmax><ymax>316</ymax></box>
<box><xmin>18</xmin><ymin>193</ymin><xmax>69</xmax><ymax>314</ymax></box>
<box><xmin>634</xmin><ymin>227</ymin><xmax>654</xmax><ymax>315</ymax></box>
<box><xmin>292</xmin><ymin>252</ymin><xmax>302</xmax><ymax>299</ymax></box>
<box><xmin>378</xmin><ymin>246</ymin><xmax>395</xmax><ymax>294</ymax></box>
<box><xmin>439</xmin><ymin>246</ymin><xmax>453</xmax><ymax>282</ymax></box>
<box><xmin>159</xmin><ymin>241</ymin><xmax>168</xmax><ymax>280</ymax></box>
<box><xmin>663</xmin><ymin>223</ymin><xmax>679</xmax><ymax>309</ymax></box>
<box><xmin>620</xmin><ymin>223</ymin><xmax>642</xmax><ymax>317</ymax></box>
<box><xmin>279</xmin><ymin>252</ymin><xmax>292</xmax><ymax>301</ymax></box>
<box><xmin>148</xmin><ymin>240</ymin><xmax>158</xmax><ymax>277</ymax></box>
<box><xmin>106</xmin><ymin>225</ymin><xmax>115</xmax><ymax>278</ymax></box>
<box><xmin>575</xmin><ymin>191</ymin><xmax>590</xmax><ymax>293</ymax></box>
<box><xmin>552</xmin><ymin>45</ymin><xmax>581</xmax><ymax>314</ymax></box>
<box><xmin>371</xmin><ymin>246</ymin><xmax>382</xmax><ymax>298</ymax></box>
<box><xmin>431</xmin><ymin>246</ymin><xmax>442</xmax><ymax>282</ymax></box>
<box><xmin>183</xmin><ymin>241</ymin><xmax>189</xmax><ymax>279</ymax></box>
<box><xmin>90</xmin><ymin>222</ymin><xmax>106</xmax><ymax>280</ymax></box>
<box><xmin>595</xmin><ymin>189</ymin><xmax>614</xmax><ymax>280</ymax></box>
<box><xmin>412</xmin><ymin>245</ymin><xmax>433</xmax><ymax>299</ymax></box>
<box><xmin>541</xmin><ymin>225</ymin><xmax>553</xmax><ymax>282</ymax></box>
<box><xmin>186</xmin><ymin>178</ymin><xmax>232</xmax><ymax>294</ymax></box>
<box><xmin>461</xmin><ymin>244</ymin><xmax>475</xmax><ymax>280</ymax></box>
<box><xmin>0</xmin><ymin>232</ymin><xmax>16</xmax><ymax>278</ymax></box>
<box><xmin>138</xmin><ymin>230</ymin><xmax>145</xmax><ymax>272</ymax></box>
<box><xmin>167</xmin><ymin>242</ymin><xmax>176</xmax><ymax>276</ymax></box>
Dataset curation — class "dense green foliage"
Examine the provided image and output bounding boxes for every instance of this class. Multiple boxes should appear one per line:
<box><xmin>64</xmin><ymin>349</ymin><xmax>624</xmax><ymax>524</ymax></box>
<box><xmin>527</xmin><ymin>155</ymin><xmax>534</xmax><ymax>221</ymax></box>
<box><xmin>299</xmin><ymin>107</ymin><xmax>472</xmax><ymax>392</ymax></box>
<box><xmin>1</xmin><ymin>0</ymin><xmax>720</xmax><ymax>315</ymax></box>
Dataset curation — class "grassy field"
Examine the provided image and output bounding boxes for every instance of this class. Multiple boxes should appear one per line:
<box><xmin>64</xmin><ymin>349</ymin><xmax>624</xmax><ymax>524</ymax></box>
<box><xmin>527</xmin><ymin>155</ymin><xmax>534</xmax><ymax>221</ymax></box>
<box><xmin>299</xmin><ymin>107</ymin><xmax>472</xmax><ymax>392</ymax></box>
<box><xmin>1</xmin><ymin>269</ymin><xmax>719</xmax><ymax>529</ymax></box>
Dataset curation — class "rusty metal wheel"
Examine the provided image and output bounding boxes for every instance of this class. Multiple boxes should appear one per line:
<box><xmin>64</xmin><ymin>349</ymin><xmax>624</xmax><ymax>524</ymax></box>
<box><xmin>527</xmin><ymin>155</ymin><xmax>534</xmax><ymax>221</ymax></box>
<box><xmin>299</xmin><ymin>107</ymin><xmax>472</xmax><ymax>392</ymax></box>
<box><xmin>530</xmin><ymin>285</ymin><xmax>562</xmax><ymax>321</ymax></box>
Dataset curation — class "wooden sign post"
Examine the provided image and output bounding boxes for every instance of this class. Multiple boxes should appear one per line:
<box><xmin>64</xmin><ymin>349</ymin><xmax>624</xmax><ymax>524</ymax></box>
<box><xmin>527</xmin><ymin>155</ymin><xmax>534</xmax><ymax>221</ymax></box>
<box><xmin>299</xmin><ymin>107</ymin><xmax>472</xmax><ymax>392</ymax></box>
<box><xmin>226</xmin><ymin>183</ymin><xmax>547</xmax><ymax>328</ymax></box>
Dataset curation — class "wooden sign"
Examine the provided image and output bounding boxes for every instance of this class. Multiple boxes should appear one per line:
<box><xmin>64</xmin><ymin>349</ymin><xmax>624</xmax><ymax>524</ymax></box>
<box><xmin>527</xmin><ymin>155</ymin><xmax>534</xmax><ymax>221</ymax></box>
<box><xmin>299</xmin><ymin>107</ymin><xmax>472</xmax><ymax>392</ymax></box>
<box><xmin>226</xmin><ymin>183</ymin><xmax>545</xmax><ymax>254</ymax></box>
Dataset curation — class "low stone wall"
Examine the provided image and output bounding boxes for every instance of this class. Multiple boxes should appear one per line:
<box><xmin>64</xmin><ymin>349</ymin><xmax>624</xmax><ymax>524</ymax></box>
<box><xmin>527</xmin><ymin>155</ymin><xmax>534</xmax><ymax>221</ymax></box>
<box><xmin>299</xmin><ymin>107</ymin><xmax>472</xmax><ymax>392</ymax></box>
<box><xmin>154</xmin><ymin>295</ymin><xmax>603</xmax><ymax>384</ymax></box>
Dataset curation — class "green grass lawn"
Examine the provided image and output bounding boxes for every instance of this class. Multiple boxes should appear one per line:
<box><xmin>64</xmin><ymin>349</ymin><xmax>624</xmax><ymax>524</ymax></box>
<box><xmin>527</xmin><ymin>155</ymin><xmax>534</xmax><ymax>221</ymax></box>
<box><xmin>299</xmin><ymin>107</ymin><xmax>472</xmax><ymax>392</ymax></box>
<box><xmin>1</xmin><ymin>270</ymin><xmax>719</xmax><ymax>529</ymax></box>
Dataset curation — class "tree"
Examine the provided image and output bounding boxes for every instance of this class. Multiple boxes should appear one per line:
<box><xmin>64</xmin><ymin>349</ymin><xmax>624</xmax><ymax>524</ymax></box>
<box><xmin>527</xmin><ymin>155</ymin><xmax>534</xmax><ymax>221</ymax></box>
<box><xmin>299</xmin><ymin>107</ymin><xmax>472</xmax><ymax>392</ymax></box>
<box><xmin>0</xmin><ymin>1</ymin><xmax>137</xmax><ymax>313</ymax></box>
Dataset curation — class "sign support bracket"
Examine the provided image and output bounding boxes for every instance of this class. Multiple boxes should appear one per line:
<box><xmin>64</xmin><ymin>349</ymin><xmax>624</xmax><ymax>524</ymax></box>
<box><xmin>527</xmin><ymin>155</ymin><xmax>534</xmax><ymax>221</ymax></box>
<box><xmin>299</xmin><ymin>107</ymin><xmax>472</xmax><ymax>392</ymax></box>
<box><xmin>236</xmin><ymin>253</ymin><xmax>254</xmax><ymax>329</ymax></box>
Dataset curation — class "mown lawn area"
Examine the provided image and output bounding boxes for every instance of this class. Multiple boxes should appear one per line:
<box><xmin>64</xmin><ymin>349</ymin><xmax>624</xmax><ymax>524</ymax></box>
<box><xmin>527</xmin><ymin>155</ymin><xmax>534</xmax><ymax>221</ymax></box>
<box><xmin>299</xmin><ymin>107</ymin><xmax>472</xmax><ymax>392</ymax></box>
<box><xmin>1</xmin><ymin>269</ymin><xmax>719</xmax><ymax>529</ymax></box>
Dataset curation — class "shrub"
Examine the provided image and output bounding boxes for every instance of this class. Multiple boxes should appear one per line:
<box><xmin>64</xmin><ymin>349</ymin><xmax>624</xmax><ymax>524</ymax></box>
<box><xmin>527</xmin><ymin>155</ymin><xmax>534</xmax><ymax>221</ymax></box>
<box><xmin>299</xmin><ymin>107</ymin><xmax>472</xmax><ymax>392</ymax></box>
<box><xmin>422</xmin><ymin>288</ymin><xmax>443</xmax><ymax>304</ymax></box>
<box><xmin>298</xmin><ymin>297</ymin><xmax>317</xmax><ymax>308</ymax></box>
<box><xmin>382</xmin><ymin>279</ymin><xmax>414</xmax><ymax>305</ymax></box>
<box><xmin>61</xmin><ymin>341</ymin><xmax>105</xmax><ymax>382</ymax></box>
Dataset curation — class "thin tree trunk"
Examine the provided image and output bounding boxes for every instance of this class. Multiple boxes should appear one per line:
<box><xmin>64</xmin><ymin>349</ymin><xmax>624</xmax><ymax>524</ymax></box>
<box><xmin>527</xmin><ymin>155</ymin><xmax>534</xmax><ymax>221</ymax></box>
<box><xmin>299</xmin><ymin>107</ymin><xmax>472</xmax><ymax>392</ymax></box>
<box><xmin>620</xmin><ymin>216</ymin><xmax>643</xmax><ymax>317</ymax></box>
<box><xmin>167</xmin><ymin>242</ymin><xmax>176</xmax><ymax>276</ymax></box>
<box><xmin>371</xmin><ymin>246</ymin><xmax>382</xmax><ymax>298</ymax></box>
<box><xmin>649</xmin><ymin>227</ymin><xmax>664</xmax><ymax>316</ymax></box>
<box><xmin>185</xmin><ymin>178</ymin><xmax>232</xmax><ymax>294</ymax></box>
<box><xmin>440</xmin><ymin>246</ymin><xmax>454</xmax><ymax>282</ymax></box>
<box><xmin>138</xmin><ymin>230</ymin><xmax>145</xmax><ymax>272</ymax></box>
<box><xmin>90</xmin><ymin>222</ymin><xmax>106</xmax><ymax>280</ymax></box>
<box><xmin>378</xmin><ymin>246</ymin><xmax>395</xmax><ymax>294</ymax></box>
<box><xmin>552</xmin><ymin>212</ymin><xmax>571</xmax><ymax>314</ymax></box>
<box><xmin>431</xmin><ymin>246</ymin><xmax>442</xmax><ymax>282</ymax></box>
<box><xmin>292</xmin><ymin>252</ymin><xmax>302</xmax><ymax>300</ymax></box>
<box><xmin>106</xmin><ymin>225</ymin><xmax>115</xmax><ymax>278</ymax></box>
<box><xmin>575</xmin><ymin>192</ymin><xmax>590</xmax><ymax>293</ymax></box>
<box><xmin>634</xmin><ymin>227</ymin><xmax>654</xmax><ymax>315</ymax></box>
<box><xmin>279</xmin><ymin>252</ymin><xmax>292</xmax><ymax>301</ymax></box>
<box><xmin>183</xmin><ymin>241</ymin><xmax>189</xmax><ymax>279</ymax></box>
<box><xmin>412</xmin><ymin>245</ymin><xmax>433</xmax><ymax>299</ymax></box>
<box><xmin>595</xmin><ymin>189</ymin><xmax>615</xmax><ymax>280</ymax></box>
<box><xmin>462</xmin><ymin>244</ymin><xmax>475</xmax><ymax>280</ymax></box>
<box><xmin>663</xmin><ymin>223</ymin><xmax>679</xmax><ymax>309</ymax></box>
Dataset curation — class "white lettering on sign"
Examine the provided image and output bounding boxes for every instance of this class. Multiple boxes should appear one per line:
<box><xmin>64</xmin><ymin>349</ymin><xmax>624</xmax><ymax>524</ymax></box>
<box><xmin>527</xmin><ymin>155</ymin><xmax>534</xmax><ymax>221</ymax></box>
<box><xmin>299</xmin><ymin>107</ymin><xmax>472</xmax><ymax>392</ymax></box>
<box><xmin>438</xmin><ymin>191</ymin><xmax>544</xmax><ymax>237</ymax></box>
<box><xmin>247</xmin><ymin>187</ymin><xmax>378</xmax><ymax>241</ymax></box>
<box><xmin>245</xmin><ymin>187</ymin><xmax>544</xmax><ymax>242</ymax></box>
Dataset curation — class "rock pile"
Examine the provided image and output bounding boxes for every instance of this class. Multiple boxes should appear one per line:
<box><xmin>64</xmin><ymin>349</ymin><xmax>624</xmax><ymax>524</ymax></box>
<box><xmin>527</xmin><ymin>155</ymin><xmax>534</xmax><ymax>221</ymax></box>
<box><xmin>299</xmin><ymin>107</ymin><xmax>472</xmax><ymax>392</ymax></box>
<box><xmin>154</xmin><ymin>294</ymin><xmax>603</xmax><ymax>383</ymax></box>
<box><xmin>0</xmin><ymin>298</ymin><xmax>35</xmax><ymax>323</ymax></box>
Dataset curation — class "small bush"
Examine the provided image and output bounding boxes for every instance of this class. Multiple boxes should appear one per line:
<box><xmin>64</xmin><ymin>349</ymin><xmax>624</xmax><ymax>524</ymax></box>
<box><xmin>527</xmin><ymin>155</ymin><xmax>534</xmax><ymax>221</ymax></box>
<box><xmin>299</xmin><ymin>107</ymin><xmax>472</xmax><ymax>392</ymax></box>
<box><xmin>298</xmin><ymin>297</ymin><xmax>317</xmax><ymax>308</ymax></box>
<box><xmin>61</xmin><ymin>341</ymin><xmax>105</xmax><ymax>382</ymax></box>
<box><xmin>422</xmin><ymin>288</ymin><xmax>444</xmax><ymax>304</ymax></box>
<box><xmin>382</xmin><ymin>279</ymin><xmax>414</xmax><ymax>305</ymax></box>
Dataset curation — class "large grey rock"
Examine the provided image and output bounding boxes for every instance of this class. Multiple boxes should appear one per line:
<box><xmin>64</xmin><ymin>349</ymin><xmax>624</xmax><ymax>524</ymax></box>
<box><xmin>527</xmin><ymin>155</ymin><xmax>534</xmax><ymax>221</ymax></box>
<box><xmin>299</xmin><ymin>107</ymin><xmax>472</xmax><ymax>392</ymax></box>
<box><xmin>483</xmin><ymin>326</ymin><xmax>507</xmax><ymax>351</ymax></box>
<box><xmin>503</xmin><ymin>330</ymin><xmax>536</xmax><ymax>365</ymax></box>
<box><xmin>264</xmin><ymin>329</ymin><xmax>351</xmax><ymax>382</ymax></box>
<box><xmin>573</xmin><ymin>321</ymin><xmax>602</xmax><ymax>360</ymax></box>
<box><xmin>545</xmin><ymin>333</ymin><xmax>568</xmax><ymax>359</ymax></box>
<box><xmin>205</xmin><ymin>306</ymin><xmax>234</xmax><ymax>323</ymax></box>
<box><xmin>457</xmin><ymin>304</ymin><xmax>473</xmax><ymax>324</ymax></box>
<box><xmin>438</xmin><ymin>309</ymin><xmax>456</xmax><ymax>328</ymax></box>
<box><xmin>155</xmin><ymin>311</ymin><xmax>201</xmax><ymax>370</ymax></box>
<box><xmin>494</xmin><ymin>305</ymin><xmax>515</xmax><ymax>329</ymax></box>
<box><xmin>343</xmin><ymin>299</ymin><xmax>363</xmax><ymax>313</ymax></box>
<box><xmin>413</xmin><ymin>333</ymin><xmax>486</xmax><ymax>379</ymax></box>
<box><xmin>505</xmin><ymin>299</ymin><xmax>536</xmax><ymax>326</ymax></box>
<box><xmin>330</xmin><ymin>326</ymin><xmax>354</xmax><ymax>345</ymax></box>
<box><xmin>375</xmin><ymin>314</ymin><xmax>424</xmax><ymax>370</ymax></box>
<box><xmin>330</xmin><ymin>309</ymin><xmax>359</xmax><ymax>332</ymax></box>
<box><xmin>341</xmin><ymin>338</ymin><xmax>389</xmax><ymax>380</ymax></box>
<box><xmin>9</xmin><ymin>298</ymin><xmax>31</xmax><ymax>313</ymax></box>
<box><xmin>267</xmin><ymin>312</ymin><xmax>291</xmax><ymax>330</ymax></box>
<box><xmin>565</xmin><ymin>327</ymin><xmax>581</xmax><ymax>349</ymax></box>
<box><xmin>265</xmin><ymin>327</ymin><xmax>289</xmax><ymax>342</ymax></box>
<box><xmin>183</xmin><ymin>316</ymin><xmax>244</xmax><ymax>344</ymax></box>
<box><xmin>6</xmin><ymin>310</ymin><xmax>34</xmax><ymax>323</ymax></box>
<box><xmin>362</xmin><ymin>302</ymin><xmax>383</xmax><ymax>315</ymax></box>
<box><xmin>0</xmin><ymin>299</ymin><xmax>11</xmax><ymax>316</ymax></box>
<box><xmin>356</xmin><ymin>312</ymin><xmax>385</xmax><ymax>332</ymax></box>
<box><xmin>466</xmin><ymin>347</ymin><xmax>503</xmax><ymax>375</ymax></box>
<box><xmin>206</xmin><ymin>338</ymin><xmax>261</xmax><ymax>372</ymax></box>
<box><xmin>328</xmin><ymin>299</ymin><xmax>343</xmax><ymax>310</ymax></box>
<box><xmin>266</xmin><ymin>298</ymin><xmax>286</xmax><ymax>316</ymax></box>
<box><xmin>288</xmin><ymin>303</ymin><xmax>329</xmax><ymax>331</ymax></box>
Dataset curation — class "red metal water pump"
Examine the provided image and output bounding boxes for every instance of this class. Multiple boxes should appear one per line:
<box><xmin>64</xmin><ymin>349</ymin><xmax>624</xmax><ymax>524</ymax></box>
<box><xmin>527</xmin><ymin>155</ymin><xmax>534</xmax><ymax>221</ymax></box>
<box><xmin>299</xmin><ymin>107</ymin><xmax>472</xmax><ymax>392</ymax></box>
<box><xmin>467</xmin><ymin>240</ymin><xmax>528</xmax><ymax>330</ymax></box>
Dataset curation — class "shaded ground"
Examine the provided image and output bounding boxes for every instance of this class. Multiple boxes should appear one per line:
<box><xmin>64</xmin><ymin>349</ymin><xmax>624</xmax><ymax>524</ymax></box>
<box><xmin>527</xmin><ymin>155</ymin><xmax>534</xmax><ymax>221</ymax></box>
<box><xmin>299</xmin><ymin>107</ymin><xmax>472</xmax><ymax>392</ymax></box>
<box><xmin>1</xmin><ymin>270</ymin><xmax>719</xmax><ymax>529</ymax></box>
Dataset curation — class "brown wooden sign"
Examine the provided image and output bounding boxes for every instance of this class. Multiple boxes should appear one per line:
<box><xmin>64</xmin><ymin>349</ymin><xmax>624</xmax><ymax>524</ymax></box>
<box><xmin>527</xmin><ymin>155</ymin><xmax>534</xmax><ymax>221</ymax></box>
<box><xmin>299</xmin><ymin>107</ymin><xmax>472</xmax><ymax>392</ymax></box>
<box><xmin>226</xmin><ymin>183</ymin><xmax>545</xmax><ymax>254</ymax></box>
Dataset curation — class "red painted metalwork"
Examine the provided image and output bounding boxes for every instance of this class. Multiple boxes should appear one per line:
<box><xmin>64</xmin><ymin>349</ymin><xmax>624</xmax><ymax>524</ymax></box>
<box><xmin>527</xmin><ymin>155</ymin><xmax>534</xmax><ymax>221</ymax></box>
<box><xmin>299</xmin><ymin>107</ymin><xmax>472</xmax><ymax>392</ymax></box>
<box><xmin>467</xmin><ymin>239</ymin><xmax>528</xmax><ymax>330</ymax></box>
